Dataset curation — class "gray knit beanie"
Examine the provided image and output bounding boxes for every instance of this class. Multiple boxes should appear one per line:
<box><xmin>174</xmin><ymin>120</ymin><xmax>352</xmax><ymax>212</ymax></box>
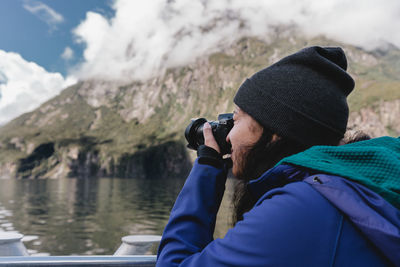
<box><xmin>234</xmin><ymin>46</ymin><xmax>354</xmax><ymax>146</ymax></box>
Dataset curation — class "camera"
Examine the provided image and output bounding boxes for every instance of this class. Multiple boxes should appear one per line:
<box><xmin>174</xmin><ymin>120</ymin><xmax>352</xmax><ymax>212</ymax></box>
<box><xmin>184</xmin><ymin>113</ymin><xmax>233</xmax><ymax>155</ymax></box>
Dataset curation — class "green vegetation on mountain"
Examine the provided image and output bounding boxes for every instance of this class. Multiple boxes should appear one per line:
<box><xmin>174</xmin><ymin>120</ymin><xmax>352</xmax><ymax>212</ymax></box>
<box><xmin>0</xmin><ymin>34</ymin><xmax>399</xmax><ymax>178</ymax></box>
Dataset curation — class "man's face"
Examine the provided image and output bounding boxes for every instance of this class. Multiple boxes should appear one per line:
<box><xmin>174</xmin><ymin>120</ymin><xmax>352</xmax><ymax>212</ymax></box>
<box><xmin>226</xmin><ymin>106</ymin><xmax>263</xmax><ymax>178</ymax></box>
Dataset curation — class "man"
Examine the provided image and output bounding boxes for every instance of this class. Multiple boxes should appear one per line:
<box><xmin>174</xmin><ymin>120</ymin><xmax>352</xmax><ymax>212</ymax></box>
<box><xmin>157</xmin><ymin>47</ymin><xmax>400</xmax><ymax>266</ymax></box>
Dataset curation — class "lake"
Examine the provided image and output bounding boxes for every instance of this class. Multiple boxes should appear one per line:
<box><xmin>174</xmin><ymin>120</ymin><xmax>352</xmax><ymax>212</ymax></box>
<box><xmin>0</xmin><ymin>175</ymin><xmax>235</xmax><ymax>255</ymax></box>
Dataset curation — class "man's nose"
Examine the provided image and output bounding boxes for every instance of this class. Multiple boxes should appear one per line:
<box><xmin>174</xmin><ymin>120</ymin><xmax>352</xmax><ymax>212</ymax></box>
<box><xmin>226</xmin><ymin>132</ymin><xmax>231</xmax><ymax>144</ymax></box>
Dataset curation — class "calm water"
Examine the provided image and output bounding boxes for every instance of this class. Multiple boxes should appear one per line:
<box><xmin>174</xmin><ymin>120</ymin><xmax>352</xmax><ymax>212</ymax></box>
<box><xmin>0</xmin><ymin>176</ymin><xmax>234</xmax><ymax>255</ymax></box>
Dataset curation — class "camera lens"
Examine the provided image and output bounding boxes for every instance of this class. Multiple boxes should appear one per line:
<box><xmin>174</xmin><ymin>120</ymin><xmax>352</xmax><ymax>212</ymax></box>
<box><xmin>184</xmin><ymin>118</ymin><xmax>207</xmax><ymax>150</ymax></box>
<box><xmin>184</xmin><ymin>113</ymin><xmax>233</xmax><ymax>155</ymax></box>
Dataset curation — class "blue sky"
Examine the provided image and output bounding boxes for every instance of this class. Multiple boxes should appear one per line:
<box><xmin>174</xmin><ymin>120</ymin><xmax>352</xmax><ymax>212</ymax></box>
<box><xmin>0</xmin><ymin>0</ymin><xmax>114</xmax><ymax>76</ymax></box>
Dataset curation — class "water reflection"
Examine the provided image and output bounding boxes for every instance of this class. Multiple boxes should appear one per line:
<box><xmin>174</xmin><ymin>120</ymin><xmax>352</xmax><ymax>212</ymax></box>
<box><xmin>0</xmin><ymin>176</ymin><xmax>235</xmax><ymax>255</ymax></box>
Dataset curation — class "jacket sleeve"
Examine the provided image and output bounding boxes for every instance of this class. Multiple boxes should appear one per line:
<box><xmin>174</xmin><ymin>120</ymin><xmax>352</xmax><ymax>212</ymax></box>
<box><xmin>156</xmin><ymin>158</ymin><xmax>227</xmax><ymax>266</ymax></box>
<box><xmin>156</xmin><ymin>161</ymin><xmax>344</xmax><ymax>266</ymax></box>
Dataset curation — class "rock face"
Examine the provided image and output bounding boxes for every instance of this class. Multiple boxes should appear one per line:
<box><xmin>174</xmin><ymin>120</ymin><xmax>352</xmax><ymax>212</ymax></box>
<box><xmin>0</xmin><ymin>35</ymin><xmax>399</xmax><ymax>179</ymax></box>
<box><xmin>348</xmin><ymin>100</ymin><xmax>400</xmax><ymax>138</ymax></box>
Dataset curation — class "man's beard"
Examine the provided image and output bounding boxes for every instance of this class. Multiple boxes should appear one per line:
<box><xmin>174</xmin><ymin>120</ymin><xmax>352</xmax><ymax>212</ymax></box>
<box><xmin>231</xmin><ymin>130</ymin><xmax>308</xmax><ymax>225</ymax></box>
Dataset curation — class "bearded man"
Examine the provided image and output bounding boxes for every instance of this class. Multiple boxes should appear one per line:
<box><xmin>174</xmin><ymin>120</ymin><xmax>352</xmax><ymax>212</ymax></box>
<box><xmin>157</xmin><ymin>47</ymin><xmax>400</xmax><ymax>266</ymax></box>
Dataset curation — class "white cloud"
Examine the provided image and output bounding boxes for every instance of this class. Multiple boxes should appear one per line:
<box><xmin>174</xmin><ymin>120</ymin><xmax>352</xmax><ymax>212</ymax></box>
<box><xmin>23</xmin><ymin>0</ymin><xmax>64</xmax><ymax>29</ymax></box>
<box><xmin>70</xmin><ymin>0</ymin><xmax>400</xmax><ymax>82</ymax></box>
<box><xmin>0</xmin><ymin>50</ymin><xmax>76</xmax><ymax>125</ymax></box>
<box><xmin>61</xmin><ymin>46</ymin><xmax>74</xmax><ymax>61</ymax></box>
<box><xmin>3</xmin><ymin>0</ymin><xmax>397</xmax><ymax>124</ymax></box>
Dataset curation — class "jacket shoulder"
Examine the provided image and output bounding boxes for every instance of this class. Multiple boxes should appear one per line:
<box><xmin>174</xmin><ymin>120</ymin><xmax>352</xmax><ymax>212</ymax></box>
<box><xmin>244</xmin><ymin>181</ymin><xmax>390</xmax><ymax>266</ymax></box>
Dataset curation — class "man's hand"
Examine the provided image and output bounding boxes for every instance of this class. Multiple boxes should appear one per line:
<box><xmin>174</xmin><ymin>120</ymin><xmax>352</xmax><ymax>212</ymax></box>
<box><xmin>203</xmin><ymin>122</ymin><xmax>221</xmax><ymax>154</ymax></box>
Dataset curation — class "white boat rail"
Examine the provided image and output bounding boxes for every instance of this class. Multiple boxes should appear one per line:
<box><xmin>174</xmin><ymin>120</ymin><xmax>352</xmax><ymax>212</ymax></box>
<box><xmin>0</xmin><ymin>255</ymin><xmax>157</xmax><ymax>266</ymax></box>
<box><xmin>0</xmin><ymin>233</ymin><xmax>161</xmax><ymax>266</ymax></box>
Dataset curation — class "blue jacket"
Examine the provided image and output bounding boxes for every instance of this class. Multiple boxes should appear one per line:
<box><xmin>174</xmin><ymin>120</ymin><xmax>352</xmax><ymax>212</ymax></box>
<box><xmin>157</xmin><ymin>160</ymin><xmax>400</xmax><ymax>266</ymax></box>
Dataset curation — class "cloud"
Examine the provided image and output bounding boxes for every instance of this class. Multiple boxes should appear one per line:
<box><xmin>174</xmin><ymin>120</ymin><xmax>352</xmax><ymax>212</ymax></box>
<box><xmin>61</xmin><ymin>47</ymin><xmax>74</xmax><ymax>61</ymax></box>
<box><xmin>70</xmin><ymin>0</ymin><xmax>400</xmax><ymax>82</ymax></box>
<box><xmin>23</xmin><ymin>0</ymin><xmax>64</xmax><ymax>29</ymax></box>
<box><xmin>0</xmin><ymin>50</ymin><xmax>76</xmax><ymax>125</ymax></box>
<box><xmin>0</xmin><ymin>71</ymin><xmax>7</xmax><ymax>85</ymax></box>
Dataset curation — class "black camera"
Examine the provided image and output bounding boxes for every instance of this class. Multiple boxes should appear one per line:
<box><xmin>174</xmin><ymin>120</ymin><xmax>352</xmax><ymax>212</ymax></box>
<box><xmin>184</xmin><ymin>113</ymin><xmax>234</xmax><ymax>155</ymax></box>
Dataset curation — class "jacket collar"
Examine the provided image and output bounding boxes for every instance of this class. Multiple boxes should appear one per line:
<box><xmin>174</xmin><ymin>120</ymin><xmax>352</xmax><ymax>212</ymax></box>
<box><xmin>247</xmin><ymin>164</ymin><xmax>311</xmax><ymax>200</ymax></box>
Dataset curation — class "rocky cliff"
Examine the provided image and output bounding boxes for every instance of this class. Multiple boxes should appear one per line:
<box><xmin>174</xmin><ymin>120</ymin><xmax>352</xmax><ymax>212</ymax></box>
<box><xmin>0</xmin><ymin>35</ymin><xmax>399</xmax><ymax>178</ymax></box>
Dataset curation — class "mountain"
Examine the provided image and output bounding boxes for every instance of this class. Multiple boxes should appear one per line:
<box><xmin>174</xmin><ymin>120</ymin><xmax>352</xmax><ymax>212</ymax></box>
<box><xmin>1</xmin><ymin>34</ymin><xmax>400</xmax><ymax>179</ymax></box>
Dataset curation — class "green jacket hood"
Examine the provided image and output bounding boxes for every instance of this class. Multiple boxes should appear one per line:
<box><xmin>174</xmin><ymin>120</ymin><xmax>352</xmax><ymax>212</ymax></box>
<box><xmin>279</xmin><ymin>136</ymin><xmax>400</xmax><ymax>209</ymax></box>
